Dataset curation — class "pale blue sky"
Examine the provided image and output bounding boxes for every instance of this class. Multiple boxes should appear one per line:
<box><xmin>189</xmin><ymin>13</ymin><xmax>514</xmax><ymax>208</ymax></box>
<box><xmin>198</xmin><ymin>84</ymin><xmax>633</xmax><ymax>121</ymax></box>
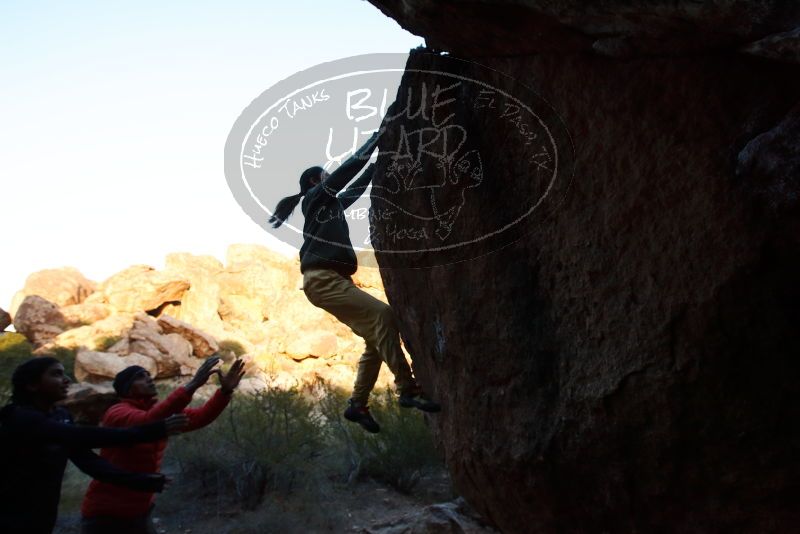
<box><xmin>0</xmin><ymin>1</ymin><xmax>422</xmax><ymax>308</ymax></box>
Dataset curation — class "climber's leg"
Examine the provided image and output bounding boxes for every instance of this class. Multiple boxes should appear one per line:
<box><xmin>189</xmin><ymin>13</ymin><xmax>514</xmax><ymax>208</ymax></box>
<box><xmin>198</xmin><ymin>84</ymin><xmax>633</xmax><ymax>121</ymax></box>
<box><xmin>302</xmin><ymin>268</ymin><xmax>417</xmax><ymax>397</ymax></box>
<box><xmin>351</xmin><ymin>341</ymin><xmax>382</xmax><ymax>405</ymax></box>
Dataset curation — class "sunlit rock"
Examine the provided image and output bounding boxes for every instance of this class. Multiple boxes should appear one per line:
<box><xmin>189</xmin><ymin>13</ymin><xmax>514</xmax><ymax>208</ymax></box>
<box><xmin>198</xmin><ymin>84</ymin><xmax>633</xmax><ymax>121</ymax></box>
<box><xmin>9</xmin><ymin>267</ymin><xmax>96</xmax><ymax>316</ymax></box>
<box><xmin>13</xmin><ymin>295</ymin><xmax>67</xmax><ymax>346</ymax></box>
<box><xmin>74</xmin><ymin>350</ymin><xmax>157</xmax><ymax>383</ymax></box>
<box><xmin>100</xmin><ymin>265</ymin><xmax>189</xmax><ymax>313</ymax></box>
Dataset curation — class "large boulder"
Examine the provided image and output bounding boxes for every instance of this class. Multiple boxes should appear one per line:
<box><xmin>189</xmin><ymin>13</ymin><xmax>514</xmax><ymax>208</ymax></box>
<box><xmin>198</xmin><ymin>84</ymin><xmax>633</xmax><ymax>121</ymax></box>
<box><xmin>129</xmin><ymin>314</ymin><xmax>198</xmax><ymax>376</ymax></box>
<box><xmin>12</xmin><ymin>295</ymin><xmax>67</xmax><ymax>346</ymax></box>
<box><xmin>74</xmin><ymin>350</ymin><xmax>158</xmax><ymax>383</ymax></box>
<box><xmin>60</xmin><ymin>302</ymin><xmax>111</xmax><ymax>328</ymax></box>
<box><xmin>225</xmin><ymin>243</ymin><xmax>297</xmax><ymax>272</ymax></box>
<box><xmin>53</xmin><ymin>313</ymin><xmax>137</xmax><ymax>351</ymax></box>
<box><xmin>99</xmin><ymin>265</ymin><xmax>189</xmax><ymax>313</ymax></box>
<box><xmin>61</xmin><ymin>382</ymin><xmax>119</xmax><ymax>425</ymax></box>
<box><xmin>368</xmin><ymin>0</ymin><xmax>800</xmax><ymax>57</ymax></box>
<box><xmin>52</xmin><ymin>312</ymin><xmax>204</xmax><ymax>378</ymax></box>
<box><xmin>218</xmin><ymin>246</ymin><xmax>296</xmax><ymax>321</ymax></box>
<box><xmin>218</xmin><ymin>294</ymin><xmax>264</xmax><ymax>325</ymax></box>
<box><xmin>9</xmin><ymin>267</ymin><xmax>96</xmax><ymax>316</ymax></box>
<box><xmin>157</xmin><ymin>315</ymin><xmax>219</xmax><ymax>358</ymax></box>
<box><xmin>364</xmin><ymin>13</ymin><xmax>800</xmax><ymax>533</ymax></box>
<box><xmin>162</xmin><ymin>253</ymin><xmax>225</xmax><ymax>332</ymax></box>
<box><xmin>0</xmin><ymin>308</ymin><xmax>10</xmax><ymax>332</ymax></box>
<box><xmin>285</xmin><ymin>331</ymin><xmax>338</xmax><ymax>361</ymax></box>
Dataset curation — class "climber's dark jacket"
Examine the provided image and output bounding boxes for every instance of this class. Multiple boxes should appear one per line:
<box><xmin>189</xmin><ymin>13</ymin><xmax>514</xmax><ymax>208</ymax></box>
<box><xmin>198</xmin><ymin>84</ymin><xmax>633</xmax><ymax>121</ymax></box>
<box><xmin>299</xmin><ymin>147</ymin><xmax>376</xmax><ymax>277</ymax></box>
<box><xmin>0</xmin><ymin>403</ymin><xmax>167</xmax><ymax>534</ymax></box>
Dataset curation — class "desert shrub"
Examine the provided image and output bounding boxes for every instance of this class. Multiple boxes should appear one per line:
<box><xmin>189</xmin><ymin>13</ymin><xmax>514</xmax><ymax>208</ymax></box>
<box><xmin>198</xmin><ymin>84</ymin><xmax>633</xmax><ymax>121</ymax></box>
<box><xmin>318</xmin><ymin>382</ymin><xmax>442</xmax><ymax>493</ymax></box>
<box><xmin>170</xmin><ymin>387</ymin><xmax>326</xmax><ymax>510</ymax></box>
<box><xmin>94</xmin><ymin>335</ymin><xmax>121</xmax><ymax>351</ymax></box>
<box><xmin>58</xmin><ymin>462</ymin><xmax>92</xmax><ymax>513</ymax></box>
<box><xmin>0</xmin><ymin>332</ymin><xmax>34</xmax><ymax>361</ymax></box>
<box><xmin>218</xmin><ymin>339</ymin><xmax>247</xmax><ymax>358</ymax></box>
<box><xmin>166</xmin><ymin>379</ymin><xmax>444</xmax><ymax>529</ymax></box>
<box><xmin>0</xmin><ymin>337</ymin><xmax>78</xmax><ymax>405</ymax></box>
<box><xmin>0</xmin><ymin>333</ymin><xmax>34</xmax><ymax>404</ymax></box>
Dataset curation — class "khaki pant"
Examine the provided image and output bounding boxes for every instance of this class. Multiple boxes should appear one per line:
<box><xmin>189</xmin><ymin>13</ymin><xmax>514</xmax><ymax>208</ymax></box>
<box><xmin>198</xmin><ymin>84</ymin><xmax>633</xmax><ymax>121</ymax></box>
<box><xmin>302</xmin><ymin>268</ymin><xmax>417</xmax><ymax>404</ymax></box>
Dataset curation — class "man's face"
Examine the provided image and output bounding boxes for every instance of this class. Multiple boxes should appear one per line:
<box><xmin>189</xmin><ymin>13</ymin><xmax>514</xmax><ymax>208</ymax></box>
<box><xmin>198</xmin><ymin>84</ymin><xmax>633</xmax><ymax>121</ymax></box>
<box><xmin>126</xmin><ymin>370</ymin><xmax>157</xmax><ymax>398</ymax></box>
<box><xmin>29</xmin><ymin>363</ymin><xmax>70</xmax><ymax>403</ymax></box>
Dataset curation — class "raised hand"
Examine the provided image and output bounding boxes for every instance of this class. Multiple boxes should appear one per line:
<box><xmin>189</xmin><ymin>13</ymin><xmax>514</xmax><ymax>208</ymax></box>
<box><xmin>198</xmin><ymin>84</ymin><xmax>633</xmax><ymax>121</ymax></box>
<box><xmin>164</xmin><ymin>413</ymin><xmax>189</xmax><ymax>435</ymax></box>
<box><xmin>185</xmin><ymin>356</ymin><xmax>221</xmax><ymax>392</ymax></box>
<box><xmin>216</xmin><ymin>358</ymin><xmax>246</xmax><ymax>394</ymax></box>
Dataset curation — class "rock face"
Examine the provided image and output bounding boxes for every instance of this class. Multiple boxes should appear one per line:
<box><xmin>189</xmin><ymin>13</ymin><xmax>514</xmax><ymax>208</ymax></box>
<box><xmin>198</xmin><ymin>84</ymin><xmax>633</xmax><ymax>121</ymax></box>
<box><xmin>0</xmin><ymin>308</ymin><xmax>10</xmax><ymax>332</ymax></box>
<box><xmin>367</xmin><ymin>4</ymin><xmax>800</xmax><ymax>532</ymax></box>
<box><xmin>369</xmin><ymin>0</ymin><xmax>800</xmax><ymax>57</ymax></box>
<box><xmin>13</xmin><ymin>295</ymin><xmax>67</xmax><ymax>346</ymax></box>
<box><xmin>74</xmin><ymin>350</ymin><xmax>158</xmax><ymax>383</ymax></box>
<box><xmin>163</xmin><ymin>253</ymin><xmax>224</xmax><ymax>331</ymax></box>
<box><xmin>60</xmin><ymin>382</ymin><xmax>118</xmax><ymax>425</ymax></box>
<box><xmin>9</xmin><ymin>267</ymin><xmax>96</xmax><ymax>316</ymax></box>
<box><xmin>157</xmin><ymin>315</ymin><xmax>219</xmax><ymax>358</ymax></box>
<box><xmin>60</xmin><ymin>302</ymin><xmax>111</xmax><ymax>327</ymax></box>
<box><xmin>742</xmin><ymin>27</ymin><xmax>800</xmax><ymax>64</ymax></box>
<box><xmin>99</xmin><ymin>265</ymin><xmax>190</xmax><ymax>313</ymax></box>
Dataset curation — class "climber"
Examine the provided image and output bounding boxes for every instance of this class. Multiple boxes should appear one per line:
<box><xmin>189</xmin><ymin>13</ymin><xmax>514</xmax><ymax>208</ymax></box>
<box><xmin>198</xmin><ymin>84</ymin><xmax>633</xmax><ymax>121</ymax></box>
<box><xmin>80</xmin><ymin>356</ymin><xmax>245</xmax><ymax>534</ymax></box>
<box><xmin>268</xmin><ymin>123</ymin><xmax>441</xmax><ymax>434</ymax></box>
<box><xmin>0</xmin><ymin>356</ymin><xmax>188</xmax><ymax>534</ymax></box>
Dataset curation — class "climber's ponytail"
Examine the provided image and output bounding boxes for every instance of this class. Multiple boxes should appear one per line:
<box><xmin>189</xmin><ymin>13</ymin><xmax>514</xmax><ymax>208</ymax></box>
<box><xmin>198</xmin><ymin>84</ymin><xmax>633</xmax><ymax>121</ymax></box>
<box><xmin>269</xmin><ymin>166</ymin><xmax>325</xmax><ymax>228</ymax></box>
<box><xmin>269</xmin><ymin>193</ymin><xmax>303</xmax><ymax>228</ymax></box>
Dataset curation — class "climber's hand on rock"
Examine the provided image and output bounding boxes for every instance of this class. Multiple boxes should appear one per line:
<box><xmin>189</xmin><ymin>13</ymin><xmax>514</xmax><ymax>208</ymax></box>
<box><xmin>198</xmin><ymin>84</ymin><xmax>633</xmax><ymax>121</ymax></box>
<box><xmin>381</xmin><ymin>100</ymin><xmax>399</xmax><ymax>127</ymax></box>
<box><xmin>186</xmin><ymin>356</ymin><xmax>221</xmax><ymax>392</ymax></box>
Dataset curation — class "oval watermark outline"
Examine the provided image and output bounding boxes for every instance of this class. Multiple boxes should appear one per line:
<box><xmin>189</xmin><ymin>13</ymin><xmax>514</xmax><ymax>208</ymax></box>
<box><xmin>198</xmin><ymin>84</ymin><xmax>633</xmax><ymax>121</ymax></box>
<box><xmin>227</xmin><ymin>52</ymin><xmax>572</xmax><ymax>256</ymax></box>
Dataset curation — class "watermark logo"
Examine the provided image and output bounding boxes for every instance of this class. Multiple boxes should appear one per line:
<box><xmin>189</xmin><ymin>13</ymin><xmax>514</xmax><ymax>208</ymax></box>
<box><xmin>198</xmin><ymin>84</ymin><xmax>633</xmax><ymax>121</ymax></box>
<box><xmin>224</xmin><ymin>52</ymin><xmax>573</xmax><ymax>268</ymax></box>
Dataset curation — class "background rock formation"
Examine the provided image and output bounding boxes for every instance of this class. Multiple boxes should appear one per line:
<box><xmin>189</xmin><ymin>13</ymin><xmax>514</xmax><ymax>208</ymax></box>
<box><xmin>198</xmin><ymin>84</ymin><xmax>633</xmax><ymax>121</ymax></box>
<box><xmin>6</xmin><ymin>245</ymin><xmax>397</xmax><ymax>399</ymax></box>
<box><xmin>9</xmin><ymin>266</ymin><xmax>95</xmax><ymax>316</ymax></box>
<box><xmin>0</xmin><ymin>308</ymin><xmax>12</xmax><ymax>332</ymax></box>
<box><xmin>367</xmin><ymin>2</ymin><xmax>800</xmax><ymax>532</ymax></box>
<box><xmin>13</xmin><ymin>295</ymin><xmax>67</xmax><ymax>346</ymax></box>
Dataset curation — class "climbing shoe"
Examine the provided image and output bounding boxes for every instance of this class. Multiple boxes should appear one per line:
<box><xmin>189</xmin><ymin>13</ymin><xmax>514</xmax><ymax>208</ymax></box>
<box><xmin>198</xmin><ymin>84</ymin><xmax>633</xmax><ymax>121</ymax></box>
<box><xmin>399</xmin><ymin>391</ymin><xmax>442</xmax><ymax>413</ymax></box>
<box><xmin>344</xmin><ymin>399</ymin><xmax>380</xmax><ymax>433</ymax></box>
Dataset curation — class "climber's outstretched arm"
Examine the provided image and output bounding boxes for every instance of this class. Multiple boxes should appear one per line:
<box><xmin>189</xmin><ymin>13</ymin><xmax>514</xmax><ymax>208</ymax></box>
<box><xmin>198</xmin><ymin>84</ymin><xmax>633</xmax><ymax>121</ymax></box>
<box><xmin>338</xmin><ymin>163</ymin><xmax>375</xmax><ymax>209</ymax></box>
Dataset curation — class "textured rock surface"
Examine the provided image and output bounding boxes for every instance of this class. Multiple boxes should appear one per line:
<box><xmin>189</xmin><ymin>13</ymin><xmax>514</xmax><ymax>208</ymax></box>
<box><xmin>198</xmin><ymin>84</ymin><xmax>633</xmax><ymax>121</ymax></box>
<box><xmin>52</xmin><ymin>313</ymin><xmax>136</xmax><ymax>351</ymax></box>
<box><xmin>367</xmin><ymin>499</ymin><xmax>496</xmax><ymax>534</ymax></box>
<box><xmin>0</xmin><ymin>308</ymin><xmax>10</xmax><ymax>332</ymax></box>
<box><xmin>736</xmin><ymin>103</ymin><xmax>800</xmax><ymax>217</ymax></box>
<box><xmin>365</xmin><ymin>12</ymin><xmax>800</xmax><ymax>532</ymax></box>
<box><xmin>60</xmin><ymin>302</ymin><xmax>111</xmax><ymax>327</ymax></box>
<box><xmin>74</xmin><ymin>350</ymin><xmax>158</xmax><ymax>383</ymax></box>
<box><xmin>13</xmin><ymin>295</ymin><xmax>67</xmax><ymax>346</ymax></box>
<box><xmin>369</xmin><ymin>0</ymin><xmax>800</xmax><ymax>57</ymax></box>
<box><xmin>741</xmin><ymin>27</ymin><xmax>800</xmax><ymax>64</ymax></box>
<box><xmin>9</xmin><ymin>267</ymin><xmax>96</xmax><ymax>316</ymax></box>
<box><xmin>99</xmin><ymin>265</ymin><xmax>190</xmax><ymax>313</ymax></box>
<box><xmin>163</xmin><ymin>253</ymin><xmax>225</xmax><ymax>331</ymax></box>
<box><xmin>60</xmin><ymin>382</ymin><xmax>118</xmax><ymax>425</ymax></box>
<box><xmin>157</xmin><ymin>315</ymin><xmax>219</xmax><ymax>358</ymax></box>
